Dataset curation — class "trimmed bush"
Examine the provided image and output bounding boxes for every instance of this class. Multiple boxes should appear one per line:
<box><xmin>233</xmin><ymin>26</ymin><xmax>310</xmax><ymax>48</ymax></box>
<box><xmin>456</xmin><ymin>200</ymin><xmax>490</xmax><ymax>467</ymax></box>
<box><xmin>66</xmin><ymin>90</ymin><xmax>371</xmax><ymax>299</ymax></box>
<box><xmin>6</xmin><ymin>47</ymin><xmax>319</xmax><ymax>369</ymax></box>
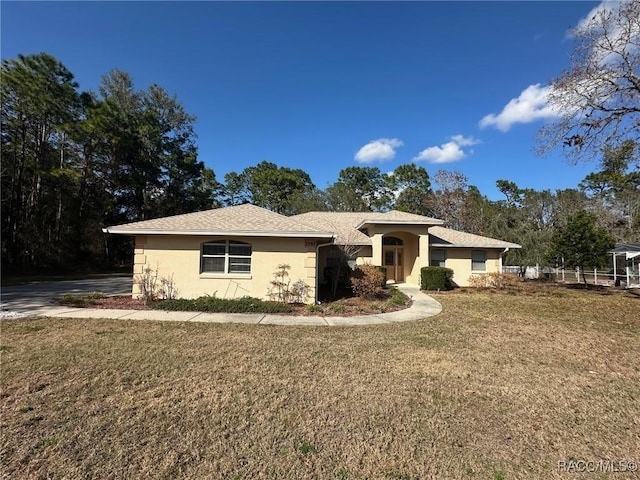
<box><xmin>351</xmin><ymin>264</ymin><xmax>385</xmax><ymax>299</ymax></box>
<box><xmin>420</xmin><ymin>266</ymin><xmax>454</xmax><ymax>291</ymax></box>
<box><xmin>152</xmin><ymin>295</ymin><xmax>293</xmax><ymax>313</ymax></box>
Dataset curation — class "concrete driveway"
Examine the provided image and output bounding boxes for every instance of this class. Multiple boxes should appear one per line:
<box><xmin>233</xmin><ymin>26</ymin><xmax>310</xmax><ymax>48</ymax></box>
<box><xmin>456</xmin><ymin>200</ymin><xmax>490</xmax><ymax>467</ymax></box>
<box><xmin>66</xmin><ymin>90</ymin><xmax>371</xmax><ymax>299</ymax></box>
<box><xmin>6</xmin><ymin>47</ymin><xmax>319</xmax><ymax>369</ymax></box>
<box><xmin>1</xmin><ymin>276</ymin><xmax>132</xmax><ymax>312</ymax></box>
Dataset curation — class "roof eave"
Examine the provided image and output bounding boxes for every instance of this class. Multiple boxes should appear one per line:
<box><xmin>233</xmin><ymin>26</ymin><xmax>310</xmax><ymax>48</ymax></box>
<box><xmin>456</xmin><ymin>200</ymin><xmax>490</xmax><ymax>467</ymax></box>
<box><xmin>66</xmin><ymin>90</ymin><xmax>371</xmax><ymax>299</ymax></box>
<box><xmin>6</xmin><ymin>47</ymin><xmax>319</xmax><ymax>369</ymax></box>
<box><xmin>102</xmin><ymin>228</ymin><xmax>335</xmax><ymax>238</ymax></box>
<box><xmin>355</xmin><ymin>219</ymin><xmax>444</xmax><ymax>229</ymax></box>
<box><xmin>334</xmin><ymin>241</ymin><xmax>372</xmax><ymax>246</ymax></box>
<box><xmin>430</xmin><ymin>243</ymin><xmax>521</xmax><ymax>249</ymax></box>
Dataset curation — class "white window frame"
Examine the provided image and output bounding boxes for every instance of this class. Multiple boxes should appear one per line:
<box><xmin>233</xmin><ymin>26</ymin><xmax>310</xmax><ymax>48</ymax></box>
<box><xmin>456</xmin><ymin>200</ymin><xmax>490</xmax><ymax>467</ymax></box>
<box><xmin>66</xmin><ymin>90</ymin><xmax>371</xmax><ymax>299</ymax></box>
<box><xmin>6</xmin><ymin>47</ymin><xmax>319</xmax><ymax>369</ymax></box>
<box><xmin>430</xmin><ymin>249</ymin><xmax>446</xmax><ymax>267</ymax></box>
<box><xmin>471</xmin><ymin>250</ymin><xmax>486</xmax><ymax>272</ymax></box>
<box><xmin>201</xmin><ymin>240</ymin><xmax>252</xmax><ymax>274</ymax></box>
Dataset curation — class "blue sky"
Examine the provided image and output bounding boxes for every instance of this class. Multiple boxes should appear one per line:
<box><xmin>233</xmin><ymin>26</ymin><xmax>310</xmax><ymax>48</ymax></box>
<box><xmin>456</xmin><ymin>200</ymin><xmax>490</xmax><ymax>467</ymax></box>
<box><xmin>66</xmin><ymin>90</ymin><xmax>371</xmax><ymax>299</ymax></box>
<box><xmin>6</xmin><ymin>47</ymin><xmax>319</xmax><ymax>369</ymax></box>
<box><xmin>2</xmin><ymin>1</ymin><xmax>601</xmax><ymax>200</ymax></box>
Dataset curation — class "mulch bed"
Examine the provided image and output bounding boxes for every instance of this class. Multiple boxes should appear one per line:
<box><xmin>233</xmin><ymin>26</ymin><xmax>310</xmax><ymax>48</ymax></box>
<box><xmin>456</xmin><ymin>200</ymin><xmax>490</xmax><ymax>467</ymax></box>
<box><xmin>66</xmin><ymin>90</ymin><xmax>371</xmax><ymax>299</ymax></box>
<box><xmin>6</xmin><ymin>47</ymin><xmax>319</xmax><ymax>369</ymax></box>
<box><xmin>89</xmin><ymin>296</ymin><xmax>150</xmax><ymax>310</ymax></box>
<box><xmin>77</xmin><ymin>290</ymin><xmax>411</xmax><ymax>317</ymax></box>
<box><xmin>428</xmin><ymin>280</ymin><xmax>638</xmax><ymax>298</ymax></box>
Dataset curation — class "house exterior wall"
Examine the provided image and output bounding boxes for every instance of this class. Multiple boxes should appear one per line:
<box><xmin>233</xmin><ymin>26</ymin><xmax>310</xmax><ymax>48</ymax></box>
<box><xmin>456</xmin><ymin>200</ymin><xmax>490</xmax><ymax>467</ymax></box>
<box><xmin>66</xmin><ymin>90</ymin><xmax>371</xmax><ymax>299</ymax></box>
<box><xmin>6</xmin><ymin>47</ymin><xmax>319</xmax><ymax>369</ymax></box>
<box><xmin>130</xmin><ymin>233</ymin><xmax>508</xmax><ymax>300</ymax></box>
<box><xmin>133</xmin><ymin>235</ymin><xmax>319</xmax><ymax>303</ymax></box>
<box><xmin>438</xmin><ymin>248</ymin><xmax>503</xmax><ymax>287</ymax></box>
<box><xmin>354</xmin><ymin>246</ymin><xmax>373</xmax><ymax>265</ymax></box>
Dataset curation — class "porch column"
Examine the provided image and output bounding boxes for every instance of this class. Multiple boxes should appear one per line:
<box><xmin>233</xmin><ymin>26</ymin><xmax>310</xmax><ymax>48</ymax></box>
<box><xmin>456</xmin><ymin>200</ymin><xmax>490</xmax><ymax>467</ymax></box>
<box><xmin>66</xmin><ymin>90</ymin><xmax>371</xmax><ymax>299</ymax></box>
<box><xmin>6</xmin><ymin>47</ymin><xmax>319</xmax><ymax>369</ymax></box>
<box><xmin>132</xmin><ymin>235</ymin><xmax>148</xmax><ymax>298</ymax></box>
<box><xmin>371</xmin><ymin>233</ymin><xmax>384</xmax><ymax>266</ymax></box>
<box><xmin>304</xmin><ymin>240</ymin><xmax>319</xmax><ymax>304</ymax></box>
<box><xmin>419</xmin><ymin>234</ymin><xmax>429</xmax><ymax>269</ymax></box>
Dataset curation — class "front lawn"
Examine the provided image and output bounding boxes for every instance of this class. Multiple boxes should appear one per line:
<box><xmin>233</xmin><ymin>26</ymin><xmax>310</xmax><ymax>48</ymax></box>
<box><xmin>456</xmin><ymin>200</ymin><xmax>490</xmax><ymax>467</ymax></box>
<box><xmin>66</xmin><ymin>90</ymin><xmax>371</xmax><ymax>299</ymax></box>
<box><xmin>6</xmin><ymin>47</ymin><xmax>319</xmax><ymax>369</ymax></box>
<box><xmin>2</xmin><ymin>286</ymin><xmax>638</xmax><ymax>479</ymax></box>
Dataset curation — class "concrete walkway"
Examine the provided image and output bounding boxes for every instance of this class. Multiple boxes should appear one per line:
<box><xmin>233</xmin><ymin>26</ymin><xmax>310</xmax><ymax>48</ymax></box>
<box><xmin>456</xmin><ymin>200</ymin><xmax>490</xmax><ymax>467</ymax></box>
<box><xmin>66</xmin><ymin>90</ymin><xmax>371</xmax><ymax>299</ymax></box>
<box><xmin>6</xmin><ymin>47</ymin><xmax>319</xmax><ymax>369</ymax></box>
<box><xmin>2</xmin><ymin>285</ymin><xmax>442</xmax><ymax>326</ymax></box>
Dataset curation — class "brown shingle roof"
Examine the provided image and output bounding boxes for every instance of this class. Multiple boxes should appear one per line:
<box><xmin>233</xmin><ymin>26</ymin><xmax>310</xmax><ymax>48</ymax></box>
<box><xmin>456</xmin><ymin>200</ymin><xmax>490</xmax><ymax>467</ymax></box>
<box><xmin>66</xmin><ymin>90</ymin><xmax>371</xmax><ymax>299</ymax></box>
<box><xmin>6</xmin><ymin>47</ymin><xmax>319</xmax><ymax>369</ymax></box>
<box><xmin>368</xmin><ymin>210</ymin><xmax>444</xmax><ymax>223</ymax></box>
<box><xmin>428</xmin><ymin>226</ymin><xmax>521</xmax><ymax>249</ymax></box>
<box><xmin>290</xmin><ymin>210</ymin><xmax>443</xmax><ymax>244</ymax></box>
<box><xmin>290</xmin><ymin>212</ymin><xmax>373</xmax><ymax>244</ymax></box>
<box><xmin>104</xmin><ymin>204</ymin><xmax>520</xmax><ymax>249</ymax></box>
<box><xmin>103</xmin><ymin>204</ymin><xmax>334</xmax><ymax>238</ymax></box>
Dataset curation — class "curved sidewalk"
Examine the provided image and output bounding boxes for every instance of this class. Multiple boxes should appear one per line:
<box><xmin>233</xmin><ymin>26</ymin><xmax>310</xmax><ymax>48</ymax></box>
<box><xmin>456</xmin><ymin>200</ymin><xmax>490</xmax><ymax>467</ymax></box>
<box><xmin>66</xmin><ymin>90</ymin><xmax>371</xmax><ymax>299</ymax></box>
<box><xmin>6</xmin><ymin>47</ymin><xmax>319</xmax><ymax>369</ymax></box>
<box><xmin>8</xmin><ymin>285</ymin><xmax>442</xmax><ymax>326</ymax></box>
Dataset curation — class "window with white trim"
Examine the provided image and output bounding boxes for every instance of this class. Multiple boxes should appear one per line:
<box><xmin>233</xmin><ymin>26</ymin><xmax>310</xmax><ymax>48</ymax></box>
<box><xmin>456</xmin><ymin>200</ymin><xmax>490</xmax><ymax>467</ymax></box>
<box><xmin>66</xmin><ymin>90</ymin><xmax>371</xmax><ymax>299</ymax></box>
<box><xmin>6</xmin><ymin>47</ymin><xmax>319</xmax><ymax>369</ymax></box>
<box><xmin>201</xmin><ymin>240</ymin><xmax>252</xmax><ymax>274</ymax></box>
<box><xmin>430</xmin><ymin>249</ymin><xmax>446</xmax><ymax>267</ymax></box>
<box><xmin>471</xmin><ymin>250</ymin><xmax>486</xmax><ymax>271</ymax></box>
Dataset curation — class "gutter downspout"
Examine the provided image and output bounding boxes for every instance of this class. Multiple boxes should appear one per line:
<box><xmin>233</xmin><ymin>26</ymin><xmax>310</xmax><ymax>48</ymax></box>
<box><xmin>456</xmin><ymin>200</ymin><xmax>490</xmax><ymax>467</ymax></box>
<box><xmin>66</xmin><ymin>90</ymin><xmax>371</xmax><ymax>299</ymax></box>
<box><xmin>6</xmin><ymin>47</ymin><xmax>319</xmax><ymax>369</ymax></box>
<box><xmin>315</xmin><ymin>238</ymin><xmax>336</xmax><ymax>304</ymax></box>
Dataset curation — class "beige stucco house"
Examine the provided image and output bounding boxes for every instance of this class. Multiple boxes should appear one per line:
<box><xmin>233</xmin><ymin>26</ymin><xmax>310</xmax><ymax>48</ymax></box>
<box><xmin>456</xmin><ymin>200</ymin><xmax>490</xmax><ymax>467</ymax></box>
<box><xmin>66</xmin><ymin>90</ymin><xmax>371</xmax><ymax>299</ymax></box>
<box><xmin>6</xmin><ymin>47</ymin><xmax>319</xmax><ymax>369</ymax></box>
<box><xmin>103</xmin><ymin>204</ymin><xmax>520</xmax><ymax>303</ymax></box>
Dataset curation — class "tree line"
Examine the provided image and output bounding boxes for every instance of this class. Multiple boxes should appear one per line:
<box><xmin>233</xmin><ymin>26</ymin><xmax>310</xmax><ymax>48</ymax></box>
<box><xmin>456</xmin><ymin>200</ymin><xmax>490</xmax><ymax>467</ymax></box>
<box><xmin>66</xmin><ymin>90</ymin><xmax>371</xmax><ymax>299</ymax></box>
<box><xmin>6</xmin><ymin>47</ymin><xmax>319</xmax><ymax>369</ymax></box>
<box><xmin>2</xmin><ymin>53</ymin><xmax>219</xmax><ymax>274</ymax></box>
<box><xmin>2</xmin><ymin>50</ymin><xmax>638</xmax><ymax>275</ymax></box>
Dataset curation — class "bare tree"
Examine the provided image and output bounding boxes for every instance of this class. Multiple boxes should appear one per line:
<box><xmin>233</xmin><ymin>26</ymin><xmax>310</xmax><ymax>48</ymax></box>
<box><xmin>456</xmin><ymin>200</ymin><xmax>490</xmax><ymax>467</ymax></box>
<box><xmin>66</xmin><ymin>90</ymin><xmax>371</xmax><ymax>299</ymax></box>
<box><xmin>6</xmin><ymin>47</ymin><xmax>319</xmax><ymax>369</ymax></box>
<box><xmin>427</xmin><ymin>170</ymin><xmax>470</xmax><ymax>231</ymax></box>
<box><xmin>537</xmin><ymin>0</ymin><xmax>640</xmax><ymax>163</ymax></box>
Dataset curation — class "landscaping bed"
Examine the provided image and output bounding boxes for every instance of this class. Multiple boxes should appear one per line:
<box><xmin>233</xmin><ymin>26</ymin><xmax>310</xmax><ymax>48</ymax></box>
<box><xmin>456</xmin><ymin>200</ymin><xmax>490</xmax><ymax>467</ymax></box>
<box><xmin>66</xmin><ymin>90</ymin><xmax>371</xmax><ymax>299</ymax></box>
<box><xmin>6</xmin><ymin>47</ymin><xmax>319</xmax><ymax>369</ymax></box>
<box><xmin>57</xmin><ymin>287</ymin><xmax>412</xmax><ymax>317</ymax></box>
<box><xmin>427</xmin><ymin>278</ymin><xmax>639</xmax><ymax>299</ymax></box>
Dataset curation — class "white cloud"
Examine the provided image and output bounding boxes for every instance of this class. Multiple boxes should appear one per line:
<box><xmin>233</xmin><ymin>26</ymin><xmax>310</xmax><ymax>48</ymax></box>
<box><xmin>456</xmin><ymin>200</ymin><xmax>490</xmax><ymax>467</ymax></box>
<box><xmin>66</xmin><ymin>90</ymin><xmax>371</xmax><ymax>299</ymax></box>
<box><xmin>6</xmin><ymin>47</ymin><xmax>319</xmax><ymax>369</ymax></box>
<box><xmin>450</xmin><ymin>134</ymin><xmax>480</xmax><ymax>147</ymax></box>
<box><xmin>354</xmin><ymin>138</ymin><xmax>403</xmax><ymax>163</ymax></box>
<box><xmin>574</xmin><ymin>0</ymin><xmax>639</xmax><ymax>66</ymax></box>
<box><xmin>479</xmin><ymin>83</ymin><xmax>560</xmax><ymax>132</ymax></box>
<box><xmin>575</xmin><ymin>1</ymin><xmax>622</xmax><ymax>32</ymax></box>
<box><xmin>413</xmin><ymin>135</ymin><xmax>480</xmax><ymax>164</ymax></box>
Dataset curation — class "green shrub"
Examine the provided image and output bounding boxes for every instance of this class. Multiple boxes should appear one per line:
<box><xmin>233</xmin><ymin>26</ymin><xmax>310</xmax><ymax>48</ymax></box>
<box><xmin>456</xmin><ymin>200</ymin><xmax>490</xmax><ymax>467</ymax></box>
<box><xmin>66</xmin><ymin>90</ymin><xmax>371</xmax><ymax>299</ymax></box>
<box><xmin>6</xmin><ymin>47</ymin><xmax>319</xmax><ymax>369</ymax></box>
<box><xmin>58</xmin><ymin>294</ymin><xmax>101</xmax><ymax>307</ymax></box>
<box><xmin>328</xmin><ymin>303</ymin><xmax>346</xmax><ymax>314</ymax></box>
<box><xmin>351</xmin><ymin>264</ymin><xmax>385</xmax><ymax>299</ymax></box>
<box><xmin>306</xmin><ymin>304</ymin><xmax>323</xmax><ymax>314</ymax></box>
<box><xmin>387</xmin><ymin>287</ymin><xmax>409</xmax><ymax>307</ymax></box>
<box><xmin>420</xmin><ymin>266</ymin><xmax>454</xmax><ymax>291</ymax></box>
<box><xmin>152</xmin><ymin>295</ymin><xmax>293</xmax><ymax>313</ymax></box>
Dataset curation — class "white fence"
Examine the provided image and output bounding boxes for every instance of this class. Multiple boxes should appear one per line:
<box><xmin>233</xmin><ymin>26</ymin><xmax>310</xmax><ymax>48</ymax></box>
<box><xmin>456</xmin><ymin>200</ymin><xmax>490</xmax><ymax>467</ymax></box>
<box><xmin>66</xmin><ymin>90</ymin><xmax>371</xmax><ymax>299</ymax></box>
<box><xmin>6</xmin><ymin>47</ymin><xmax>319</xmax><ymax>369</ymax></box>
<box><xmin>502</xmin><ymin>265</ymin><xmax>540</xmax><ymax>279</ymax></box>
<box><xmin>503</xmin><ymin>265</ymin><xmax>640</xmax><ymax>288</ymax></box>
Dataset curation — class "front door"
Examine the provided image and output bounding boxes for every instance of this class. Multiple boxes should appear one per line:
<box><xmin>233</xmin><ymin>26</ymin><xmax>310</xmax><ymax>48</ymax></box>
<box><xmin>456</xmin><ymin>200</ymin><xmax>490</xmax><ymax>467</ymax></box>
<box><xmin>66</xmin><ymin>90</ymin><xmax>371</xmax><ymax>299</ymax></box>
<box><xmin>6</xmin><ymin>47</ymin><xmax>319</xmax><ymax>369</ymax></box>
<box><xmin>384</xmin><ymin>247</ymin><xmax>404</xmax><ymax>283</ymax></box>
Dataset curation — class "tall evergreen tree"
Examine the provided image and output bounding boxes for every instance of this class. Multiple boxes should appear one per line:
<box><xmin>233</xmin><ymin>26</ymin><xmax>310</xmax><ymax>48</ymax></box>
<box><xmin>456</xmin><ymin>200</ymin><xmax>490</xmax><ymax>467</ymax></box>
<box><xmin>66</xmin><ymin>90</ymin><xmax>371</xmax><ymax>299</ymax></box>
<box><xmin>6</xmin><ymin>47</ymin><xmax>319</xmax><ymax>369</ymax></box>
<box><xmin>1</xmin><ymin>53</ymin><xmax>221</xmax><ymax>273</ymax></box>
<box><xmin>223</xmin><ymin>161</ymin><xmax>317</xmax><ymax>215</ymax></box>
<box><xmin>326</xmin><ymin>166</ymin><xmax>392</xmax><ymax>212</ymax></box>
<box><xmin>547</xmin><ymin>211</ymin><xmax>615</xmax><ymax>284</ymax></box>
<box><xmin>1</xmin><ymin>53</ymin><xmax>81</xmax><ymax>271</ymax></box>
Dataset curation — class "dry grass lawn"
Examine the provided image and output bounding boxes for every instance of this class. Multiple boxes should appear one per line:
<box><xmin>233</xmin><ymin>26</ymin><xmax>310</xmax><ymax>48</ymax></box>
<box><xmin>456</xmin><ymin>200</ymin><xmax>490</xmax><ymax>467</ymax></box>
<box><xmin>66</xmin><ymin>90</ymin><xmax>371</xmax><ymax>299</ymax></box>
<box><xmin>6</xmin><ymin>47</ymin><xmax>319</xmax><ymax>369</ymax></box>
<box><xmin>1</xmin><ymin>285</ymin><xmax>639</xmax><ymax>479</ymax></box>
